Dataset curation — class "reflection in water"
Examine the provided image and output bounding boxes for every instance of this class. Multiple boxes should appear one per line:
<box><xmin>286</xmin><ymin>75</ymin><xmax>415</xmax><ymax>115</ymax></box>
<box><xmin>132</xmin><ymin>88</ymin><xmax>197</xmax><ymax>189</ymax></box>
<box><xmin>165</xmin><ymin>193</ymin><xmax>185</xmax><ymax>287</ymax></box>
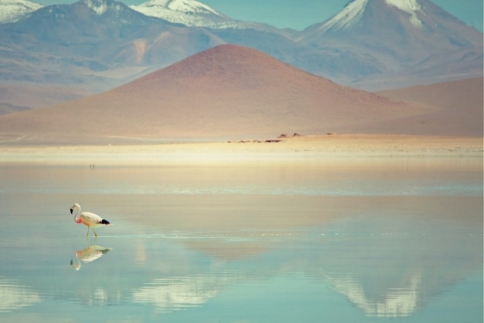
<box><xmin>70</xmin><ymin>239</ymin><xmax>112</xmax><ymax>271</ymax></box>
<box><xmin>0</xmin><ymin>163</ymin><xmax>481</xmax><ymax>322</ymax></box>
<box><xmin>0</xmin><ymin>277</ymin><xmax>41</xmax><ymax>312</ymax></box>
<box><xmin>328</xmin><ymin>272</ymin><xmax>421</xmax><ymax>317</ymax></box>
<box><xmin>89</xmin><ymin>288</ymin><xmax>109</xmax><ymax>306</ymax></box>
<box><xmin>76</xmin><ymin>200</ymin><xmax>481</xmax><ymax>318</ymax></box>
<box><xmin>304</xmin><ymin>208</ymin><xmax>482</xmax><ymax>318</ymax></box>
<box><xmin>132</xmin><ymin>275</ymin><xmax>229</xmax><ymax>313</ymax></box>
<box><xmin>152</xmin><ymin>219</ymin><xmax>479</xmax><ymax>319</ymax></box>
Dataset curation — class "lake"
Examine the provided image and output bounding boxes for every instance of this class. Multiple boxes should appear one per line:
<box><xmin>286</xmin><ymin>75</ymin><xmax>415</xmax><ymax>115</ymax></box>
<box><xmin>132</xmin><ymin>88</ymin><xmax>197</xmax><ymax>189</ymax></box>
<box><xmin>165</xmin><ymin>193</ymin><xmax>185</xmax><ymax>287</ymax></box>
<box><xmin>0</xmin><ymin>158</ymin><xmax>482</xmax><ymax>323</ymax></box>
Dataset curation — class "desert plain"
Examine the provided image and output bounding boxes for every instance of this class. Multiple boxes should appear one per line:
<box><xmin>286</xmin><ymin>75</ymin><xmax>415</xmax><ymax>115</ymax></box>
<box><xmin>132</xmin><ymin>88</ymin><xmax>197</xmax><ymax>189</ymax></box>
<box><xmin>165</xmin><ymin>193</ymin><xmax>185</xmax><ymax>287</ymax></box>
<box><xmin>0</xmin><ymin>134</ymin><xmax>482</xmax><ymax>166</ymax></box>
<box><xmin>0</xmin><ymin>46</ymin><xmax>482</xmax><ymax>161</ymax></box>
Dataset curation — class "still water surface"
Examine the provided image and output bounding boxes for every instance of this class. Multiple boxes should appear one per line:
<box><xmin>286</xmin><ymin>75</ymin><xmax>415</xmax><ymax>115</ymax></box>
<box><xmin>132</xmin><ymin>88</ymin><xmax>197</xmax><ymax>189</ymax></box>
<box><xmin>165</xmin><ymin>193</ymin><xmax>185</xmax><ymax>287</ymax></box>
<box><xmin>0</xmin><ymin>159</ymin><xmax>482</xmax><ymax>322</ymax></box>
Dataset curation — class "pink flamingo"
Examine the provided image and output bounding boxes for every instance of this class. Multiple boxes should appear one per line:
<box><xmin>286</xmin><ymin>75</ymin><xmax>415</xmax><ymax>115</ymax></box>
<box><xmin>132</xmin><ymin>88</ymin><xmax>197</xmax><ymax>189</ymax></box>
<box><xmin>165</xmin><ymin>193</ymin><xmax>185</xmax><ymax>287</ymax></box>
<box><xmin>70</xmin><ymin>203</ymin><xmax>111</xmax><ymax>237</ymax></box>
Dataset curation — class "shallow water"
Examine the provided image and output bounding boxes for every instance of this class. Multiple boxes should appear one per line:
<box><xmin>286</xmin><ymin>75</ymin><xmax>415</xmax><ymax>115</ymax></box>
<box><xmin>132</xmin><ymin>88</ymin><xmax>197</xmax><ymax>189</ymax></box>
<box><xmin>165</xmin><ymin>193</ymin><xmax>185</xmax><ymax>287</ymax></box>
<box><xmin>0</xmin><ymin>159</ymin><xmax>482</xmax><ymax>323</ymax></box>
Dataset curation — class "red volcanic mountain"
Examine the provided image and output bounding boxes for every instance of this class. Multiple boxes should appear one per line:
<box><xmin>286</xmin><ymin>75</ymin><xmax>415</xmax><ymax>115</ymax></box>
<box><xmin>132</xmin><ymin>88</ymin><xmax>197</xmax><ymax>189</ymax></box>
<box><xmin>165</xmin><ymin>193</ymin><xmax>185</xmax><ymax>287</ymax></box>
<box><xmin>0</xmin><ymin>44</ymin><xmax>430</xmax><ymax>144</ymax></box>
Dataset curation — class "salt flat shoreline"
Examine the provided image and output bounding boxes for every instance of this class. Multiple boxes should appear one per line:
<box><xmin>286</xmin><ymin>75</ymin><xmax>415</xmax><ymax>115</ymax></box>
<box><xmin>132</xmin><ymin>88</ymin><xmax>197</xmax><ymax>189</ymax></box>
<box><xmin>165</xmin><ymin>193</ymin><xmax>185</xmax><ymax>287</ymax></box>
<box><xmin>0</xmin><ymin>134</ymin><xmax>482</xmax><ymax>166</ymax></box>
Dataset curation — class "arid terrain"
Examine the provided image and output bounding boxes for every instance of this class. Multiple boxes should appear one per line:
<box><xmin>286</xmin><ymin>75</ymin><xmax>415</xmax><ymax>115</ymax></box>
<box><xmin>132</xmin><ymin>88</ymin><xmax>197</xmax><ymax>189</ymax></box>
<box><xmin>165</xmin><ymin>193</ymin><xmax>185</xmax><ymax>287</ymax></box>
<box><xmin>0</xmin><ymin>45</ymin><xmax>482</xmax><ymax>145</ymax></box>
<box><xmin>0</xmin><ymin>45</ymin><xmax>438</xmax><ymax>145</ymax></box>
<box><xmin>0</xmin><ymin>46</ymin><xmax>480</xmax><ymax>155</ymax></box>
<box><xmin>377</xmin><ymin>77</ymin><xmax>483</xmax><ymax>136</ymax></box>
<box><xmin>1</xmin><ymin>134</ymin><xmax>481</xmax><ymax>166</ymax></box>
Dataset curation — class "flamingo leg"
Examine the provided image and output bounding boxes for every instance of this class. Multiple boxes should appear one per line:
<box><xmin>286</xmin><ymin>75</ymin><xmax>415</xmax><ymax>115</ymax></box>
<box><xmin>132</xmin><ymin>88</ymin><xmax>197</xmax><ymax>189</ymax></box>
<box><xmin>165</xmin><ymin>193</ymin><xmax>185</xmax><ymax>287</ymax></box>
<box><xmin>86</xmin><ymin>227</ymin><xmax>90</xmax><ymax>236</ymax></box>
<box><xmin>86</xmin><ymin>235</ymin><xmax>96</xmax><ymax>244</ymax></box>
<box><xmin>93</xmin><ymin>228</ymin><xmax>98</xmax><ymax>237</ymax></box>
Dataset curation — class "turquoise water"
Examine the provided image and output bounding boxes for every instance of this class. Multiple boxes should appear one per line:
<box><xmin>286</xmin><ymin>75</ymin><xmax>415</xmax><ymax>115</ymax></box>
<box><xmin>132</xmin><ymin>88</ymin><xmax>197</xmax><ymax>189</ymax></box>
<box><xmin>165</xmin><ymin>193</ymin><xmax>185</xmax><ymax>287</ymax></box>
<box><xmin>0</xmin><ymin>160</ymin><xmax>482</xmax><ymax>322</ymax></box>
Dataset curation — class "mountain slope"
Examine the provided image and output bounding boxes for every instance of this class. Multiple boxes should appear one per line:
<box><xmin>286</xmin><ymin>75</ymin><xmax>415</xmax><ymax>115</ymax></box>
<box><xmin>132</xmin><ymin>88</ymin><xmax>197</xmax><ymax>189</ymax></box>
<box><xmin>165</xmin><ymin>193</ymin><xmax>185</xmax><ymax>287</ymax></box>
<box><xmin>5</xmin><ymin>0</ymin><xmax>163</xmax><ymax>44</ymax></box>
<box><xmin>0</xmin><ymin>0</ymin><xmax>42</xmax><ymax>23</ymax></box>
<box><xmin>0</xmin><ymin>45</ymin><xmax>429</xmax><ymax>144</ymax></box>
<box><xmin>374</xmin><ymin>77</ymin><xmax>483</xmax><ymax>136</ymax></box>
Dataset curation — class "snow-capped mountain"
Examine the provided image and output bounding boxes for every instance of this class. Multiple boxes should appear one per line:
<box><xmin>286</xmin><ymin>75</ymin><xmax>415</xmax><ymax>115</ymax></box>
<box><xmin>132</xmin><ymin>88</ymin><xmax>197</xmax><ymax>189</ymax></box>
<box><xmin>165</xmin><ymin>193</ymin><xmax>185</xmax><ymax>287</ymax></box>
<box><xmin>0</xmin><ymin>0</ymin><xmax>42</xmax><ymax>23</ymax></box>
<box><xmin>303</xmin><ymin>0</ymin><xmax>482</xmax><ymax>47</ymax></box>
<box><xmin>297</xmin><ymin>0</ymin><xmax>483</xmax><ymax>89</ymax></box>
<box><xmin>130</xmin><ymin>0</ymin><xmax>236</xmax><ymax>28</ymax></box>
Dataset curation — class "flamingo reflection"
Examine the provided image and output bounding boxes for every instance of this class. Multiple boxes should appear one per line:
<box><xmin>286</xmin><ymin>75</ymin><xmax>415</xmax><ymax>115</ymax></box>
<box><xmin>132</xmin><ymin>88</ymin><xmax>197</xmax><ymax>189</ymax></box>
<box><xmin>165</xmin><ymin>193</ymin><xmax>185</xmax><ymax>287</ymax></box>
<box><xmin>70</xmin><ymin>239</ymin><xmax>112</xmax><ymax>271</ymax></box>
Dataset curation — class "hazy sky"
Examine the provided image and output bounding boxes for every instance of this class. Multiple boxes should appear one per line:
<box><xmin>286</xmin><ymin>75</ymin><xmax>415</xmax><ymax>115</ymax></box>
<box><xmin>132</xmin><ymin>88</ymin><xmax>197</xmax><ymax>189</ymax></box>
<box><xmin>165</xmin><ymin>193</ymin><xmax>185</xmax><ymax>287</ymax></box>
<box><xmin>35</xmin><ymin>0</ymin><xmax>483</xmax><ymax>31</ymax></box>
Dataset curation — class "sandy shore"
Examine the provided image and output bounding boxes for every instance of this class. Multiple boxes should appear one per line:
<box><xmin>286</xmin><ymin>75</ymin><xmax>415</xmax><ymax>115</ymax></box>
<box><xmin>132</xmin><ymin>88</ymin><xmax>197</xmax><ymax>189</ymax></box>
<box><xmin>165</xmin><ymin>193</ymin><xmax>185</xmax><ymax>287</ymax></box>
<box><xmin>0</xmin><ymin>134</ymin><xmax>482</xmax><ymax>165</ymax></box>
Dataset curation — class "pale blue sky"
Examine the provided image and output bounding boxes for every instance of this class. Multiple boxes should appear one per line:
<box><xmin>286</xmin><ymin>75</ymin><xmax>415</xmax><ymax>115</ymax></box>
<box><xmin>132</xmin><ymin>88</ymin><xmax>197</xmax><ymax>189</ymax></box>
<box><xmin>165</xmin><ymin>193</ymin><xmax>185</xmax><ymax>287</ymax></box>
<box><xmin>35</xmin><ymin>0</ymin><xmax>483</xmax><ymax>31</ymax></box>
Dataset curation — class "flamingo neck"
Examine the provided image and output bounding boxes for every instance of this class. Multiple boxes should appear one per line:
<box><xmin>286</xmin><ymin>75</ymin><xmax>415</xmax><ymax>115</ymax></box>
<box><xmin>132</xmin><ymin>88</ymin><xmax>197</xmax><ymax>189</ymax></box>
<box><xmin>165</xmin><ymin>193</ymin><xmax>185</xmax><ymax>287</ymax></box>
<box><xmin>73</xmin><ymin>208</ymin><xmax>82</xmax><ymax>224</ymax></box>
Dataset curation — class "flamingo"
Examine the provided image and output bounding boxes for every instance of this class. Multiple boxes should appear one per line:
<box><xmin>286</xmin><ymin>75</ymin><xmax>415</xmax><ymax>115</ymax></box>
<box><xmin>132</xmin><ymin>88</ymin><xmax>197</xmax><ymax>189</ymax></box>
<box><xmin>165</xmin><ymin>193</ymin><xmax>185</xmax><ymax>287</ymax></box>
<box><xmin>70</xmin><ymin>203</ymin><xmax>111</xmax><ymax>237</ymax></box>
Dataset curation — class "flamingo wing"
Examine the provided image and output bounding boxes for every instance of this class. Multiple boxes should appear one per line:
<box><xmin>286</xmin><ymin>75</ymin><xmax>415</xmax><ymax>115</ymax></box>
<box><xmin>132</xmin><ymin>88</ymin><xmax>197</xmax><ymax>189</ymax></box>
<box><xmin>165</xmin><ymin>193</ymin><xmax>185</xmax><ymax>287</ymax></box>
<box><xmin>80</xmin><ymin>212</ymin><xmax>109</xmax><ymax>227</ymax></box>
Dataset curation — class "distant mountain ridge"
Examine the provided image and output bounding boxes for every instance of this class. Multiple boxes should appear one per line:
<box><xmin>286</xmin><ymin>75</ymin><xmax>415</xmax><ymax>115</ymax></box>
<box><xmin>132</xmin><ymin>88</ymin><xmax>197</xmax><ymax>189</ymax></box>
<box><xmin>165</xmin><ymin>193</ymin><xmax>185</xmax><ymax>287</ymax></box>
<box><xmin>129</xmin><ymin>0</ymin><xmax>294</xmax><ymax>34</ymax></box>
<box><xmin>0</xmin><ymin>0</ymin><xmax>481</xmax><ymax>111</ymax></box>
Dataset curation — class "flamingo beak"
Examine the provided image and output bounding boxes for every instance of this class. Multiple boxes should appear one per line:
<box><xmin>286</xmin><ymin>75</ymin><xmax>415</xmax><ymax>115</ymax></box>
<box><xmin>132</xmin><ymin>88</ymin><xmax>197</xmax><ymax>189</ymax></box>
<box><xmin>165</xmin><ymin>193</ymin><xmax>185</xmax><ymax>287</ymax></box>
<box><xmin>70</xmin><ymin>208</ymin><xmax>73</xmax><ymax>214</ymax></box>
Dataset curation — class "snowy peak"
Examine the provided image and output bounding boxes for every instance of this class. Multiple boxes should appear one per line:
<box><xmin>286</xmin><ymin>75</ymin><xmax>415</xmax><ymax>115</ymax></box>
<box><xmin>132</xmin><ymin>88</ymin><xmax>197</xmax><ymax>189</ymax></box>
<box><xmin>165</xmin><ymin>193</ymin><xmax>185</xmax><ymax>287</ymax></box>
<box><xmin>130</xmin><ymin>0</ymin><xmax>238</xmax><ymax>28</ymax></box>
<box><xmin>385</xmin><ymin>0</ymin><xmax>423</xmax><ymax>27</ymax></box>
<box><xmin>81</xmin><ymin>0</ymin><xmax>124</xmax><ymax>15</ymax></box>
<box><xmin>319</xmin><ymin>0</ymin><xmax>368</xmax><ymax>31</ymax></box>
<box><xmin>0</xmin><ymin>0</ymin><xmax>42</xmax><ymax>23</ymax></box>
<box><xmin>84</xmin><ymin>0</ymin><xmax>108</xmax><ymax>15</ymax></box>
<box><xmin>154</xmin><ymin>0</ymin><xmax>220</xmax><ymax>16</ymax></box>
<box><xmin>318</xmin><ymin>0</ymin><xmax>427</xmax><ymax>32</ymax></box>
<box><xmin>385</xmin><ymin>0</ymin><xmax>421</xmax><ymax>13</ymax></box>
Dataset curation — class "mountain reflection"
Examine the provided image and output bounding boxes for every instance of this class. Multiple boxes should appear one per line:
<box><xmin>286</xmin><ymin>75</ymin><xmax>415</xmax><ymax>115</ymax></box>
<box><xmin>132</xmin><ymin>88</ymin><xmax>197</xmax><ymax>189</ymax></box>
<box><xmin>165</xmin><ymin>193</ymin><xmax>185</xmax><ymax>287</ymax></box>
<box><xmin>298</xmin><ymin>210</ymin><xmax>481</xmax><ymax>318</ymax></box>
<box><xmin>132</xmin><ymin>275</ymin><xmax>226</xmax><ymax>313</ymax></box>
<box><xmin>116</xmin><ymin>204</ymin><xmax>481</xmax><ymax>318</ymax></box>
<box><xmin>127</xmin><ymin>216</ymin><xmax>482</xmax><ymax>318</ymax></box>
<box><xmin>0</xmin><ymin>277</ymin><xmax>40</xmax><ymax>313</ymax></box>
<box><xmin>328</xmin><ymin>272</ymin><xmax>421</xmax><ymax>317</ymax></box>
